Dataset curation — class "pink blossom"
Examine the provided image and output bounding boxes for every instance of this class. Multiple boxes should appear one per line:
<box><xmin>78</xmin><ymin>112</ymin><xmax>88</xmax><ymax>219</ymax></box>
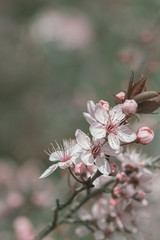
<box><xmin>137</xmin><ymin>127</ymin><xmax>154</xmax><ymax>144</ymax></box>
<box><xmin>75</xmin><ymin>162</ymin><xmax>86</xmax><ymax>175</ymax></box>
<box><xmin>89</xmin><ymin>104</ymin><xmax>136</xmax><ymax>150</ymax></box>
<box><xmin>6</xmin><ymin>191</ymin><xmax>24</xmax><ymax>208</ymax></box>
<box><xmin>116</xmin><ymin>92</ymin><xmax>125</xmax><ymax>101</ymax></box>
<box><xmin>39</xmin><ymin>139</ymin><xmax>81</xmax><ymax>178</ymax></box>
<box><xmin>75</xmin><ymin>129</ymin><xmax>112</xmax><ymax>175</ymax></box>
<box><xmin>122</xmin><ymin>99</ymin><xmax>138</xmax><ymax>115</ymax></box>
<box><xmin>13</xmin><ymin>216</ymin><xmax>35</xmax><ymax>240</ymax></box>
<box><xmin>31</xmin><ymin>191</ymin><xmax>52</xmax><ymax>207</ymax></box>
<box><xmin>117</xmin><ymin>148</ymin><xmax>152</xmax><ymax>170</ymax></box>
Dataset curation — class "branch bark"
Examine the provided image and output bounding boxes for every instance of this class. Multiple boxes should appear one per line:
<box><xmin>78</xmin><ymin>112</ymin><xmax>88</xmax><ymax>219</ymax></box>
<box><xmin>35</xmin><ymin>171</ymin><xmax>115</xmax><ymax>240</ymax></box>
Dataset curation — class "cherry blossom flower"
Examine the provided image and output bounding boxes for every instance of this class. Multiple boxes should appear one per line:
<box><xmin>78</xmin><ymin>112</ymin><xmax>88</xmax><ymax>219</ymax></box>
<box><xmin>117</xmin><ymin>148</ymin><xmax>153</xmax><ymax>170</ymax></box>
<box><xmin>75</xmin><ymin>129</ymin><xmax>115</xmax><ymax>175</ymax></box>
<box><xmin>39</xmin><ymin>139</ymin><xmax>81</xmax><ymax>178</ymax></box>
<box><xmin>89</xmin><ymin>104</ymin><xmax>136</xmax><ymax>150</ymax></box>
<box><xmin>83</xmin><ymin>100</ymin><xmax>109</xmax><ymax>125</ymax></box>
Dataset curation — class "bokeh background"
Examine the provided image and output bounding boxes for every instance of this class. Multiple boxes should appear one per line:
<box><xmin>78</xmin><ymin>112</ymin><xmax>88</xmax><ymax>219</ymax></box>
<box><xmin>1</xmin><ymin>0</ymin><xmax>160</xmax><ymax>239</ymax></box>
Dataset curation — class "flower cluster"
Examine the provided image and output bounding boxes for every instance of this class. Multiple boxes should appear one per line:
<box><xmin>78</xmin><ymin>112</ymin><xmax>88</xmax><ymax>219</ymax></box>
<box><xmin>40</xmin><ymin>75</ymin><xmax>156</xmax><ymax>179</ymax></box>
<box><xmin>39</xmin><ymin>74</ymin><xmax>160</xmax><ymax>240</ymax></box>
<box><xmin>76</xmin><ymin>148</ymin><xmax>153</xmax><ymax>239</ymax></box>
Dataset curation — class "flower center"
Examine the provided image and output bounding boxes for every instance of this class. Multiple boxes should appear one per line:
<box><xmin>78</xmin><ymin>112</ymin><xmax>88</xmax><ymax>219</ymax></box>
<box><xmin>91</xmin><ymin>145</ymin><xmax>101</xmax><ymax>157</ymax></box>
<box><xmin>61</xmin><ymin>156</ymin><xmax>70</xmax><ymax>162</ymax></box>
<box><xmin>106</xmin><ymin>123</ymin><xmax>116</xmax><ymax>133</ymax></box>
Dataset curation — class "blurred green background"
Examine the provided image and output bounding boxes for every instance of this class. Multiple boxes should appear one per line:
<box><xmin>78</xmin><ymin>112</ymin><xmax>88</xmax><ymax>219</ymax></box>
<box><xmin>1</xmin><ymin>0</ymin><xmax>160</xmax><ymax>239</ymax></box>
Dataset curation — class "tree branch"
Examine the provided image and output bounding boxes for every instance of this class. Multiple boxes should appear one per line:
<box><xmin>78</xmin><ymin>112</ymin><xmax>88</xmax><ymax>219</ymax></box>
<box><xmin>35</xmin><ymin>171</ymin><xmax>115</xmax><ymax>240</ymax></box>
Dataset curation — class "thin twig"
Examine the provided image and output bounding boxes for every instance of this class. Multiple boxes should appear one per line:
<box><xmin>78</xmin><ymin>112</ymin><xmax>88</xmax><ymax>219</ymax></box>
<box><xmin>35</xmin><ymin>172</ymin><xmax>115</xmax><ymax>240</ymax></box>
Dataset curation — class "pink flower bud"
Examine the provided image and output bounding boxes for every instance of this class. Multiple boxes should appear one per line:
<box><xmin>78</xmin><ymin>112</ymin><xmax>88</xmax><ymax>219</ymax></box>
<box><xmin>113</xmin><ymin>186</ymin><xmax>121</xmax><ymax>197</ymax></box>
<box><xmin>98</xmin><ymin>99</ymin><xmax>109</xmax><ymax>111</ymax></box>
<box><xmin>109</xmin><ymin>162</ymin><xmax>119</xmax><ymax>176</ymax></box>
<box><xmin>122</xmin><ymin>99</ymin><xmax>138</xmax><ymax>115</ymax></box>
<box><xmin>134</xmin><ymin>191</ymin><xmax>146</xmax><ymax>201</ymax></box>
<box><xmin>109</xmin><ymin>198</ymin><xmax>117</xmax><ymax>206</ymax></box>
<box><xmin>75</xmin><ymin>162</ymin><xmax>86</xmax><ymax>175</ymax></box>
<box><xmin>137</xmin><ymin>127</ymin><xmax>154</xmax><ymax>144</ymax></box>
<box><xmin>116</xmin><ymin>172</ymin><xmax>128</xmax><ymax>183</ymax></box>
<box><xmin>116</xmin><ymin>92</ymin><xmax>125</xmax><ymax>101</ymax></box>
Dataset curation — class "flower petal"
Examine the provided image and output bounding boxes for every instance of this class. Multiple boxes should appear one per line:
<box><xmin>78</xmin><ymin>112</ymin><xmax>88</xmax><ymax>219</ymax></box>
<box><xmin>58</xmin><ymin>160</ymin><xmax>72</xmax><ymax>169</ymax></box>
<box><xmin>102</xmin><ymin>143</ymin><xmax>122</xmax><ymax>156</ymax></box>
<box><xmin>90</xmin><ymin>123</ymin><xmax>106</xmax><ymax>139</ymax></box>
<box><xmin>39</xmin><ymin>164</ymin><xmax>58</xmax><ymax>178</ymax></box>
<box><xmin>110</xmin><ymin>105</ymin><xmax>125</xmax><ymax>125</ymax></box>
<box><xmin>75</xmin><ymin>129</ymin><xmax>91</xmax><ymax>150</ymax></box>
<box><xmin>94</xmin><ymin>105</ymin><xmax>109</xmax><ymax>124</ymax></box>
<box><xmin>108</xmin><ymin>133</ymin><xmax>120</xmax><ymax>150</ymax></box>
<box><xmin>87</xmin><ymin>100</ymin><xmax>96</xmax><ymax>118</ymax></box>
<box><xmin>71</xmin><ymin>143</ymin><xmax>83</xmax><ymax>156</ymax></box>
<box><xmin>83</xmin><ymin>112</ymin><xmax>96</xmax><ymax>124</ymax></box>
<box><xmin>95</xmin><ymin>156</ymin><xmax>110</xmax><ymax>175</ymax></box>
<box><xmin>117</xmin><ymin>125</ymin><xmax>137</xmax><ymax>143</ymax></box>
<box><xmin>49</xmin><ymin>151</ymin><xmax>62</xmax><ymax>162</ymax></box>
<box><xmin>81</xmin><ymin>151</ymin><xmax>94</xmax><ymax>165</ymax></box>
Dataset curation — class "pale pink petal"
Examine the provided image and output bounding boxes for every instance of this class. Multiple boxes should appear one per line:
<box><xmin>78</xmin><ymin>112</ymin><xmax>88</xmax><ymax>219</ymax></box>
<box><xmin>95</xmin><ymin>157</ymin><xmax>110</xmax><ymax>175</ymax></box>
<box><xmin>39</xmin><ymin>164</ymin><xmax>58</xmax><ymax>178</ymax></box>
<box><xmin>83</xmin><ymin>112</ymin><xmax>96</xmax><ymax>124</ymax></box>
<box><xmin>81</xmin><ymin>151</ymin><xmax>94</xmax><ymax>165</ymax></box>
<box><xmin>58</xmin><ymin>160</ymin><xmax>72</xmax><ymax>169</ymax></box>
<box><xmin>110</xmin><ymin>105</ymin><xmax>125</xmax><ymax>125</ymax></box>
<box><xmin>75</xmin><ymin>129</ymin><xmax>91</xmax><ymax>150</ymax></box>
<box><xmin>94</xmin><ymin>105</ymin><xmax>109</xmax><ymax>124</ymax></box>
<box><xmin>102</xmin><ymin>143</ymin><xmax>122</xmax><ymax>156</ymax></box>
<box><xmin>63</xmin><ymin>139</ymin><xmax>75</xmax><ymax>149</ymax></box>
<box><xmin>71</xmin><ymin>143</ymin><xmax>82</xmax><ymax>156</ymax></box>
<box><xmin>90</xmin><ymin>123</ymin><xmax>106</xmax><ymax>139</ymax></box>
<box><xmin>71</xmin><ymin>154</ymin><xmax>82</xmax><ymax>164</ymax></box>
<box><xmin>108</xmin><ymin>133</ymin><xmax>120</xmax><ymax>150</ymax></box>
<box><xmin>49</xmin><ymin>151</ymin><xmax>62</xmax><ymax>162</ymax></box>
<box><xmin>87</xmin><ymin>100</ymin><xmax>96</xmax><ymax>118</ymax></box>
<box><xmin>117</xmin><ymin>125</ymin><xmax>137</xmax><ymax>143</ymax></box>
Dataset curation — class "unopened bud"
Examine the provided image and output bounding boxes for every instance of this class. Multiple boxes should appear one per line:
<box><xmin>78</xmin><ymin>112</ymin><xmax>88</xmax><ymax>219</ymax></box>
<box><xmin>137</xmin><ymin>127</ymin><xmax>154</xmax><ymax>144</ymax></box>
<box><xmin>75</xmin><ymin>162</ymin><xmax>86</xmax><ymax>175</ymax></box>
<box><xmin>98</xmin><ymin>100</ymin><xmax>109</xmax><ymax>111</ymax></box>
<box><xmin>122</xmin><ymin>99</ymin><xmax>138</xmax><ymax>115</ymax></box>
<box><xmin>134</xmin><ymin>191</ymin><xmax>146</xmax><ymax>201</ymax></box>
<box><xmin>116</xmin><ymin>172</ymin><xmax>128</xmax><ymax>183</ymax></box>
<box><xmin>109</xmin><ymin>198</ymin><xmax>117</xmax><ymax>206</ymax></box>
<box><xmin>113</xmin><ymin>186</ymin><xmax>121</xmax><ymax>198</ymax></box>
<box><xmin>109</xmin><ymin>162</ymin><xmax>119</xmax><ymax>176</ymax></box>
<box><xmin>116</xmin><ymin>92</ymin><xmax>125</xmax><ymax>101</ymax></box>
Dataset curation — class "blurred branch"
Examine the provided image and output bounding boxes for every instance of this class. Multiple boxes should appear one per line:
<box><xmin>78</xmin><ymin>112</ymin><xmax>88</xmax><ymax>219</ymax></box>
<box><xmin>35</xmin><ymin>171</ymin><xmax>115</xmax><ymax>240</ymax></box>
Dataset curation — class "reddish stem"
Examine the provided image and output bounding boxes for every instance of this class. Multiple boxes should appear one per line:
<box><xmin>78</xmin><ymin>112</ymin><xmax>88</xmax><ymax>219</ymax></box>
<box><xmin>68</xmin><ymin>167</ymin><xmax>85</xmax><ymax>184</ymax></box>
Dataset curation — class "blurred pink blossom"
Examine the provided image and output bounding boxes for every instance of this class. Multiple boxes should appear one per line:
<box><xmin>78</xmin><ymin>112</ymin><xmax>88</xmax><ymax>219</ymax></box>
<box><xmin>141</xmin><ymin>30</ymin><xmax>154</xmax><ymax>43</ymax></box>
<box><xmin>31</xmin><ymin>191</ymin><xmax>52</xmax><ymax>207</ymax></box>
<box><xmin>6</xmin><ymin>191</ymin><xmax>24</xmax><ymax>208</ymax></box>
<box><xmin>30</xmin><ymin>10</ymin><xmax>93</xmax><ymax>50</ymax></box>
<box><xmin>13</xmin><ymin>216</ymin><xmax>35</xmax><ymax>240</ymax></box>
